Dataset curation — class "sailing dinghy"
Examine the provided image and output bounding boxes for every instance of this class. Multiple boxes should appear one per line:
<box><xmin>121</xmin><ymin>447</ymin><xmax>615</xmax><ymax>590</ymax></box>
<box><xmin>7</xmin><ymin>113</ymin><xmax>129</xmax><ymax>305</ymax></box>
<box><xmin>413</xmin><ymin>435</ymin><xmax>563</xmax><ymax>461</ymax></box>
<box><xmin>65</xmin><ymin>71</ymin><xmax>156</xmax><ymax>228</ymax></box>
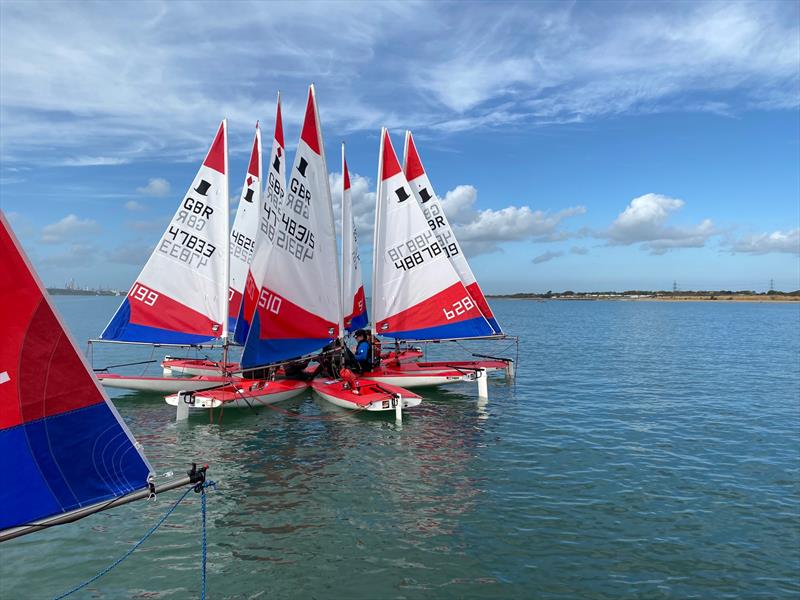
<box><xmin>183</xmin><ymin>86</ymin><xmax>339</xmax><ymax>412</ymax></box>
<box><xmin>310</xmin><ymin>143</ymin><xmax>421</xmax><ymax>417</ymax></box>
<box><xmin>94</xmin><ymin>120</ymin><xmax>235</xmax><ymax>393</ymax></box>
<box><xmin>355</xmin><ymin>129</ymin><xmax>494</xmax><ymax>389</ymax></box>
<box><xmin>0</xmin><ymin>212</ymin><xmax>200</xmax><ymax>542</ymax></box>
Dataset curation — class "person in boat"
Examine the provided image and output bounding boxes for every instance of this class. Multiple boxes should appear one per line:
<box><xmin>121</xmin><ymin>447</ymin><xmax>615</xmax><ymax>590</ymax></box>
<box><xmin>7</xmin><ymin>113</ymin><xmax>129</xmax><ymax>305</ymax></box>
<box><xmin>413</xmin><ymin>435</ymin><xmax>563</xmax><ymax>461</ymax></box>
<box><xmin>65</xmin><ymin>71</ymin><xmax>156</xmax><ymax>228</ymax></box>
<box><xmin>352</xmin><ymin>329</ymin><xmax>377</xmax><ymax>372</ymax></box>
<box><xmin>316</xmin><ymin>339</ymin><xmax>343</xmax><ymax>378</ymax></box>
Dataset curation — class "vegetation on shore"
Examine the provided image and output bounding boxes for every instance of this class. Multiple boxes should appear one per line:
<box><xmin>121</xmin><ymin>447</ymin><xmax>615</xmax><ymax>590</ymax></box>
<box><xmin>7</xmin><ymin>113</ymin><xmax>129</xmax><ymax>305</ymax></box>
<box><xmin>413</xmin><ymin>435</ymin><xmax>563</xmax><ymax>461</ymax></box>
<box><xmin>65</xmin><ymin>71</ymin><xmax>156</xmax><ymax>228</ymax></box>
<box><xmin>488</xmin><ymin>290</ymin><xmax>800</xmax><ymax>301</ymax></box>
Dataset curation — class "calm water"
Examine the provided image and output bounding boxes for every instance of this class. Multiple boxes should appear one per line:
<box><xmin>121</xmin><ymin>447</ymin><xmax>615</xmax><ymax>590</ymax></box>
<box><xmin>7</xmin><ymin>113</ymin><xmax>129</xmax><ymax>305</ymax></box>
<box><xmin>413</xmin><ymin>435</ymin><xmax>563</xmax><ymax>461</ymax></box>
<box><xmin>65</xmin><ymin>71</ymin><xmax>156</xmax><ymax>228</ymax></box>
<box><xmin>1</xmin><ymin>297</ymin><xmax>799</xmax><ymax>599</ymax></box>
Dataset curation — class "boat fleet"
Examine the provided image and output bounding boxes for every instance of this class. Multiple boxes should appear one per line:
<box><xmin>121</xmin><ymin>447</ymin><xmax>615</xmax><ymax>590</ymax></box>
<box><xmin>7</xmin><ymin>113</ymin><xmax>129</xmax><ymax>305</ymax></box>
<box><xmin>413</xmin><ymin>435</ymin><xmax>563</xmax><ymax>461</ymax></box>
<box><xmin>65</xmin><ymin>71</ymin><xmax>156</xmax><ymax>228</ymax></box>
<box><xmin>90</xmin><ymin>85</ymin><xmax>515</xmax><ymax>419</ymax></box>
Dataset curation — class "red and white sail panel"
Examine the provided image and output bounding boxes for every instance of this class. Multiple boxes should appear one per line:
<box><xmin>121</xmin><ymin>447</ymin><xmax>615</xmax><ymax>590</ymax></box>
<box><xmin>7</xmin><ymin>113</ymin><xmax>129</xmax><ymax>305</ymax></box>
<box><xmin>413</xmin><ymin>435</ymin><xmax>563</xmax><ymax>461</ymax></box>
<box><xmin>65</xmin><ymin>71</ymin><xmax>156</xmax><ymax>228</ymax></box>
<box><xmin>101</xmin><ymin>121</ymin><xmax>229</xmax><ymax>345</ymax></box>
<box><xmin>371</xmin><ymin>129</ymin><xmax>493</xmax><ymax>340</ymax></box>
<box><xmin>228</xmin><ymin>124</ymin><xmax>262</xmax><ymax>334</ymax></box>
<box><xmin>341</xmin><ymin>145</ymin><xmax>368</xmax><ymax>332</ymax></box>
<box><xmin>242</xmin><ymin>86</ymin><xmax>341</xmax><ymax>367</ymax></box>
<box><xmin>403</xmin><ymin>131</ymin><xmax>502</xmax><ymax>334</ymax></box>
<box><xmin>234</xmin><ymin>96</ymin><xmax>286</xmax><ymax>345</ymax></box>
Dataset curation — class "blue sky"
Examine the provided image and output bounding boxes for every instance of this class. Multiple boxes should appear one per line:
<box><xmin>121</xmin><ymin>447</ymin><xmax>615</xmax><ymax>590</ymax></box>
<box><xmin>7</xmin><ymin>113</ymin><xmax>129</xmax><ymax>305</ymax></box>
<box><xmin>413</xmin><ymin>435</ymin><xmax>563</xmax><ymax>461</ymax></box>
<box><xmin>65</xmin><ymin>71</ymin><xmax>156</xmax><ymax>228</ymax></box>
<box><xmin>1</xmin><ymin>0</ymin><xmax>798</xmax><ymax>293</ymax></box>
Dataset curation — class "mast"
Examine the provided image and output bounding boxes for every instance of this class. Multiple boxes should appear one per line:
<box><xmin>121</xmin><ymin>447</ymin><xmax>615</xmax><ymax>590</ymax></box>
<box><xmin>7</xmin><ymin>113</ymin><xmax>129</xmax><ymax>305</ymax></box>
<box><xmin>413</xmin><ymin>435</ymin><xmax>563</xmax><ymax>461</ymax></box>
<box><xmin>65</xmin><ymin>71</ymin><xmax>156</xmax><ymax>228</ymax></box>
<box><xmin>221</xmin><ymin>118</ymin><xmax>230</xmax><ymax>342</ymax></box>
<box><xmin>340</xmin><ymin>141</ymin><xmax>346</xmax><ymax>340</ymax></box>
<box><xmin>371</xmin><ymin>128</ymin><xmax>385</xmax><ymax>339</ymax></box>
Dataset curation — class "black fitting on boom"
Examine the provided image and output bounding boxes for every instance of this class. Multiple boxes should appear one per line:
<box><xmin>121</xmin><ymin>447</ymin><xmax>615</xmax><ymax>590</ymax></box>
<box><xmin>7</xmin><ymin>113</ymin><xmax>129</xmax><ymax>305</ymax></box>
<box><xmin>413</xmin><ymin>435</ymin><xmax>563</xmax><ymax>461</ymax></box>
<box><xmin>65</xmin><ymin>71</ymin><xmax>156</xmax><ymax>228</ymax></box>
<box><xmin>188</xmin><ymin>462</ymin><xmax>209</xmax><ymax>493</ymax></box>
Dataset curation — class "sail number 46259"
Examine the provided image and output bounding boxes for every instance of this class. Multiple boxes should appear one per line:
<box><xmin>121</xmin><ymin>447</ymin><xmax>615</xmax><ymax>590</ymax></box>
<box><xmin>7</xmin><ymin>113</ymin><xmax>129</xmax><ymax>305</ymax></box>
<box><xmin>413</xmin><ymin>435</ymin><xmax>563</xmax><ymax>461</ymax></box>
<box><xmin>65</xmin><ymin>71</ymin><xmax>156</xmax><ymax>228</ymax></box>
<box><xmin>130</xmin><ymin>283</ymin><xmax>159</xmax><ymax>307</ymax></box>
<box><xmin>443</xmin><ymin>296</ymin><xmax>474</xmax><ymax>320</ymax></box>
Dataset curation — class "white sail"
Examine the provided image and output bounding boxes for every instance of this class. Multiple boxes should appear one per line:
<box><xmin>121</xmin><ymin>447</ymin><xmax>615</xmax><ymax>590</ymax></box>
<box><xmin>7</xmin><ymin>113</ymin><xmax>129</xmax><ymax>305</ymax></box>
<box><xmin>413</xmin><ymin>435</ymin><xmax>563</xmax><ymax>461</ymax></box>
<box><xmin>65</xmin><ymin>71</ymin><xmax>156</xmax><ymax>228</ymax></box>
<box><xmin>341</xmin><ymin>144</ymin><xmax>367</xmax><ymax>332</ymax></box>
<box><xmin>228</xmin><ymin>123</ymin><xmax>262</xmax><ymax>334</ymax></box>
<box><xmin>371</xmin><ymin>129</ymin><xmax>493</xmax><ymax>341</ymax></box>
<box><xmin>403</xmin><ymin>131</ymin><xmax>502</xmax><ymax>334</ymax></box>
<box><xmin>101</xmin><ymin>121</ymin><xmax>229</xmax><ymax>345</ymax></box>
<box><xmin>241</xmin><ymin>85</ymin><xmax>341</xmax><ymax>366</ymax></box>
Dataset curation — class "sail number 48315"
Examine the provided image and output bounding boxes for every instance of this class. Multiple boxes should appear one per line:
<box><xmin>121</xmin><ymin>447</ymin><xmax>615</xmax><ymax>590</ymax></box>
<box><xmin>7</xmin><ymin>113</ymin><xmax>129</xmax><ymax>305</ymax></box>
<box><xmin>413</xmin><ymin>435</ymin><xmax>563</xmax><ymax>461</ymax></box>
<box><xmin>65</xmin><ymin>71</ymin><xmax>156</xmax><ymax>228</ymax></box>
<box><xmin>443</xmin><ymin>296</ymin><xmax>474</xmax><ymax>320</ymax></box>
<box><xmin>130</xmin><ymin>283</ymin><xmax>159</xmax><ymax>307</ymax></box>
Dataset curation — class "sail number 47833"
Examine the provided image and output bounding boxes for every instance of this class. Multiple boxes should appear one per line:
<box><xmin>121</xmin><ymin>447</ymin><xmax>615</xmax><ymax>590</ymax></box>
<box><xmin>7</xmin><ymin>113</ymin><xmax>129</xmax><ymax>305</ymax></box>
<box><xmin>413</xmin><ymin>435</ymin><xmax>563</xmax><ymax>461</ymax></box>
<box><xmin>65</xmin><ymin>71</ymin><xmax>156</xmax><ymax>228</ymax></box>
<box><xmin>443</xmin><ymin>296</ymin><xmax>474</xmax><ymax>320</ymax></box>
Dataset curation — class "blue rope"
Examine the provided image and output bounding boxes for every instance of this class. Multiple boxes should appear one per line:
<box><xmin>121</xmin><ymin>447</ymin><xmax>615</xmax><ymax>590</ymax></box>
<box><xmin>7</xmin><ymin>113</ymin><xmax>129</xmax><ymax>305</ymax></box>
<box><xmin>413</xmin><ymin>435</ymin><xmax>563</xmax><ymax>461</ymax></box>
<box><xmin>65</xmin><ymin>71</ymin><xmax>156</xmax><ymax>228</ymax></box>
<box><xmin>201</xmin><ymin>484</ymin><xmax>208</xmax><ymax>600</ymax></box>
<box><xmin>54</xmin><ymin>480</ymin><xmax>216</xmax><ymax>600</ymax></box>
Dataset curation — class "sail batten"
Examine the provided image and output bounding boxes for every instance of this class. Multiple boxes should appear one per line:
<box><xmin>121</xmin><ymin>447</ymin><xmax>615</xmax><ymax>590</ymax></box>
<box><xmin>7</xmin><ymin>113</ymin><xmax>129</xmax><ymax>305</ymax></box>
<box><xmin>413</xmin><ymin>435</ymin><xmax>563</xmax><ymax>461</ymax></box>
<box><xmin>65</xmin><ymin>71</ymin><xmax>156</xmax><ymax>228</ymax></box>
<box><xmin>100</xmin><ymin>121</ymin><xmax>229</xmax><ymax>345</ymax></box>
<box><xmin>372</xmin><ymin>129</ymin><xmax>494</xmax><ymax>341</ymax></box>
<box><xmin>0</xmin><ymin>212</ymin><xmax>152</xmax><ymax>535</ymax></box>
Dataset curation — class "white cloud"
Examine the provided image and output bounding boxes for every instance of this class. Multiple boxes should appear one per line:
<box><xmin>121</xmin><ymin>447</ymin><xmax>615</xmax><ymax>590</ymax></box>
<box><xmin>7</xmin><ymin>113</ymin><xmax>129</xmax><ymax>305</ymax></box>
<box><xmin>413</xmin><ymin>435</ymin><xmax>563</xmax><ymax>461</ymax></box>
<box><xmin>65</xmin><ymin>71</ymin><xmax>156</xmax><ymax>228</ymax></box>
<box><xmin>570</xmin><ymin>246</ymin><xmax>589</xmax><ymax>255</ymax></box>
<box><xmin>124</xmin><ymin>200</ymin><xmax>146</xmax><ymax>211</ymax></box>
<box><xmin>438</xmin><ymin>185</ymin><xmax>586</xmax><ymax>255</ymax></box>
<box><xmin>329</xmin><ymin>170</ymin><xmax>375</xmax><ymax>243</ymax></box>
<box><xmin>604</xmin><ymin>193</ymin><xmax>716</xmax><ymax>254</ymax></box>
<box><xmin>0</xmin><ymin>1</ymin><xmax>796</xmax><ymax>165</ymax></box>
<box><xmin>726</xmin><ymin>229</ymin><xmax>800</xmax><ymax>255</ymax></box>
<box><xmin>41</xmin><ymin>214</ymin><xmax>100</xmax><ymax>244</ymax></box>
<box><xmin>136</xmin><ymin>178</ymin><xmax>170</xmax><ymax>197</ymax></box>
<box><xmin>40</xmin><ymin>243</ymin><xmax>97</xmax><ymax>266</ymax></box>
<box><xmin>532</xmin><ymin>250</ymin><xmax>563</xmax><ymax>264</ymax></box>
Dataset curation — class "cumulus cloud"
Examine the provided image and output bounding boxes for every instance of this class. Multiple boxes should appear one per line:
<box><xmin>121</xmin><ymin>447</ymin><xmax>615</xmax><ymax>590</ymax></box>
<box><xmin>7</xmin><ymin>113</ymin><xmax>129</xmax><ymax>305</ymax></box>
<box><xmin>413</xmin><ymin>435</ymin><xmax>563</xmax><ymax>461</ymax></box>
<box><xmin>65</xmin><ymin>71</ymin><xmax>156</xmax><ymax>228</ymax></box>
<box><xmin>438</xmin><ymin>185</ymin><xmax>586</xmax><ymax>255</ymax></box>
<box><xmin>136</xmin><ymin>178</ymin><xmax>171</xmax><ymax>197</ymax></box>
<box><xmin>124</xmin><ymin>200</ymin><xmax>146</xmax><ymax>211</ymax></box>
<box><xmin>603</xmin><ymin>193</ymin><xmax>715</xmax><ymax>254</ymax></box>
<box><xmin>532</xmin><ymin>250</ymin><xmax>563</xmax><ymax>264</ymax></box>
<box><xmin>329</xmin><ymin>171</ymin><xmax>376</xmax><ymax>243</ymax></box>
<box><xmin>726</xmin><ymin>229</ymin><xmax>800</xmax><ymax>255</ymax></box>
<box><xmin>41</xmin><ymin>214</ymin><xmax>100</xmax><ymax>244</ymax></box>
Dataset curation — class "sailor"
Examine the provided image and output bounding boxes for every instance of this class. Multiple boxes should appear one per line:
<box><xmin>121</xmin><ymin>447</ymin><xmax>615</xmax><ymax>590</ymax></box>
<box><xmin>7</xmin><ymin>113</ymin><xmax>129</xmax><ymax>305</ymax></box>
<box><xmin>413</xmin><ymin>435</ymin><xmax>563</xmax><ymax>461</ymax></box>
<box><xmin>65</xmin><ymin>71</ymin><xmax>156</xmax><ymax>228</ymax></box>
<box><xmin>353</xmin><ymin>329</ymin><xmax>373</xmax><ymax>372</ymax></box>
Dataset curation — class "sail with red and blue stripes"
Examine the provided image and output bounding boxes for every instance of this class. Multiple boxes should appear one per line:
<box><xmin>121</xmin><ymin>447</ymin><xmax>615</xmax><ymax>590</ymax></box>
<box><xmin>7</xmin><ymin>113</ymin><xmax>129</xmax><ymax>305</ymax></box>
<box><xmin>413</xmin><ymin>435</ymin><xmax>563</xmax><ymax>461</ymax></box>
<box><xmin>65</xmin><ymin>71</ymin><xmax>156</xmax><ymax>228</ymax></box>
<box><xmin>101</xmin><ymin>121</ymin><xmax>229</xmax><ymax>345</ymax></box>
<box><xmin>0</xmin><ymin>212</ymin><xmax>152</xmax><ymax>533</ymax></box>
<box><xmin>234</xmin><ymin>94</ymin><xmax>286</xmax><ymax>346</ymax></box>
<box><xmin>372</xmin><ymin>130</ymin><xmax>493</xmax><ymax>341</ymax></box>
<box><xmin>228</xmin><ymin>124</ymin><xmax>262</xmax><ymax>335</ymax></box>
<box><xmin>403</xmin><ymin>131</ymin><xmax>502</xmax><ymax>335</ymax></box>
<box><xmin>341</xmin><ymin>145</ymin><xmax>368</xmax><ymax>333</ymax></box>
<box><xmin>241</xmin><ymin>86</ymin><xmax>341</xmax><ymax>367</ymax></box>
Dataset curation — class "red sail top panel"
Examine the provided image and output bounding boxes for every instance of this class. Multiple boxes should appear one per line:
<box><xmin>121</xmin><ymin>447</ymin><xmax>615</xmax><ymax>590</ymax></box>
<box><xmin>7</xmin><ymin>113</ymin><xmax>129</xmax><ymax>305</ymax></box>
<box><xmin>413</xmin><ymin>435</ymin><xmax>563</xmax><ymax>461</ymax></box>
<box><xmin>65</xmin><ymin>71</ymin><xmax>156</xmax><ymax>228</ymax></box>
<box><xmin>300</xmin><ymin>88</ymin><xmax>320</xmax><ymax>155</ymax></box>
<box><xmin>275</xmin><ymin>96</ymin><xmax>285</xmax><ymax>149</ymax></box>
<box><xmin>381</xmin><ymin>130</ymin><xmax>402</xmax><ymax>181</ymax></box>
<box><xmin>0</xmin><ymin>213</ymin><xmax>107</xmax><ymax>429</ymax></box>
<box><xmin>247</xmin><ymin>125</ymin><xmax>260</xmax><ymax>177</ymax></box>
<box><xmin>203</xmin><ymin>121</ymin><xmax>226</xmax><ymax>174</ymax></box>
<box><xmin>343</xmin><ymin>156</ymin><xmax>351</xmax><ymax>190</ymax></box>
<box><xmin>404</xmin><ymin>132</ymin><xmax>426</xmax><ymax>181</ymax></box>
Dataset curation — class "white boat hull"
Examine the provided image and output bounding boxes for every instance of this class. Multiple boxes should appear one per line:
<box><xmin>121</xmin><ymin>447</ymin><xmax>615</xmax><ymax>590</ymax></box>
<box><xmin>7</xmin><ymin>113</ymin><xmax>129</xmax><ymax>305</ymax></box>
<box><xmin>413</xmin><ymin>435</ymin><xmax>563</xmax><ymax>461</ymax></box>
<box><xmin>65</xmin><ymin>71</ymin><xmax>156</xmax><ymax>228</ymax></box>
<box><xmin>165</xmin><ymin>382</ymin><xmax>307</xmax><ymax>410</ymax></box>
<box><xmin>311</xmin><ymin>387</ymin><xmax>422</xmax><ymax>412</ymax></box>
<box><xmin>360</xmin><ymin>372</ymin><xmax>472</xmax><ymax>388</ymax></box>
<box><xmin>98</xmin><ymin>374</ymin><xmax>229</xmax><ymax>394</ymax></box>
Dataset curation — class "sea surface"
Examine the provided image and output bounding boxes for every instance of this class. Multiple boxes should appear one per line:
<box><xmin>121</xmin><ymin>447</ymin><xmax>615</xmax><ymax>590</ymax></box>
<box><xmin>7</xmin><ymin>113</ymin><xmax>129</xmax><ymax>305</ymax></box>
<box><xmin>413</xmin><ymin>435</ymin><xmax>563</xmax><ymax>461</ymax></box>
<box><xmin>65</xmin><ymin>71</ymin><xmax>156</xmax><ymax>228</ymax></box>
<box><xmin>1</xmin><ymin>297</ymin><xmax>799</xmax><ymax>599</ymax></box>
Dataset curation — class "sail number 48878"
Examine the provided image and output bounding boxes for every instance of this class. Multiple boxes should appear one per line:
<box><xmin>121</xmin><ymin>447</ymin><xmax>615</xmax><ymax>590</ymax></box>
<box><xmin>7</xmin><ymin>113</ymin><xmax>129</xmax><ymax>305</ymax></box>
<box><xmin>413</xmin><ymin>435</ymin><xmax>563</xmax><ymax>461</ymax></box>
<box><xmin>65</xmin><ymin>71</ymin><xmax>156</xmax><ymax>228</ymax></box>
<box><xmin>443</xmin><ymin>296</ymin><xmax>474</xmax><ymax>320</ymax></box>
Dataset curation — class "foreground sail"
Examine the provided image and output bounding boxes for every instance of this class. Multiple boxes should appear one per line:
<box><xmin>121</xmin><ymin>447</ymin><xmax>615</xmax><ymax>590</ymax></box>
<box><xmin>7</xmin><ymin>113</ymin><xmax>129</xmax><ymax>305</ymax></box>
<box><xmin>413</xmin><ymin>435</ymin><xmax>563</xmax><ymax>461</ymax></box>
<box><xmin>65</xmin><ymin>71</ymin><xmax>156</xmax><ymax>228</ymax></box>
<box><xmin>341</xmin><ymin>144</ymin><xmax>367</xmax><ymax>332</ymax></box>
<box><xmin>234</xmin><ymin>94</ymin><xmax>286</xmax><ymax>346</ymax></box>
<box><xmin>228</xmin><ymin>123</ymin><xmax>262</xmax><ymax>334</ymax></box>
<box><xmin>0</xmin><ymin>212</ymin><xmax>152</xmax><ymax>538</ymax></box>
<box><xmin>241</xmin><ymin>86</ymin><xmax>341</xmax><ymax>366</ymax></box>
<box><xmin>403</xmin><ymin>131</ymin><xmax>502</xmax><ymax>334</ymax></box>
<box><xmin>372</xmin><ymin>129</ymin><xmax>493</xmax><ymax>340</ymax></box>
<box><xmin>101</xmin><ymin>121</ymin><xmax>229</xmax><ymax>345</ymax></box>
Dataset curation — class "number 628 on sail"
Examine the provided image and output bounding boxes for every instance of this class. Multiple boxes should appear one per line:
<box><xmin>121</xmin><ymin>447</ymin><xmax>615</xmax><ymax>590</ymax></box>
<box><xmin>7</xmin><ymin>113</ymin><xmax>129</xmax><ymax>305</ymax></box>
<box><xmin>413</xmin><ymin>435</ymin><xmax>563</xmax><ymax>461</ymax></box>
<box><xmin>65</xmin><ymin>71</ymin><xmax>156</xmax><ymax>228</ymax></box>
<box><xmin>442</xmin><ymin>296</ymin><xmax>474</xmax><ymax>320</ymax></box>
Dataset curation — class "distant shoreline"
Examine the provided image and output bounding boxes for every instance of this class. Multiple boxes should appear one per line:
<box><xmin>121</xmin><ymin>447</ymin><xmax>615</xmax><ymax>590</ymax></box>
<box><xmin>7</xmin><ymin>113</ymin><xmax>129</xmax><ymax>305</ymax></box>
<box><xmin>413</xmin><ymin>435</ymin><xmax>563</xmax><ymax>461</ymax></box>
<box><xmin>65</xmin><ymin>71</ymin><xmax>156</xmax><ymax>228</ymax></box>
<box><xmin>47</xmin><ymin>288</ymin><xmax>120</xmax><ymax>296</ymax></box>
<box><xmin>487</xmin><ymin>294</ymin><xmax>800</xmax><ymax>303</ymax></box>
